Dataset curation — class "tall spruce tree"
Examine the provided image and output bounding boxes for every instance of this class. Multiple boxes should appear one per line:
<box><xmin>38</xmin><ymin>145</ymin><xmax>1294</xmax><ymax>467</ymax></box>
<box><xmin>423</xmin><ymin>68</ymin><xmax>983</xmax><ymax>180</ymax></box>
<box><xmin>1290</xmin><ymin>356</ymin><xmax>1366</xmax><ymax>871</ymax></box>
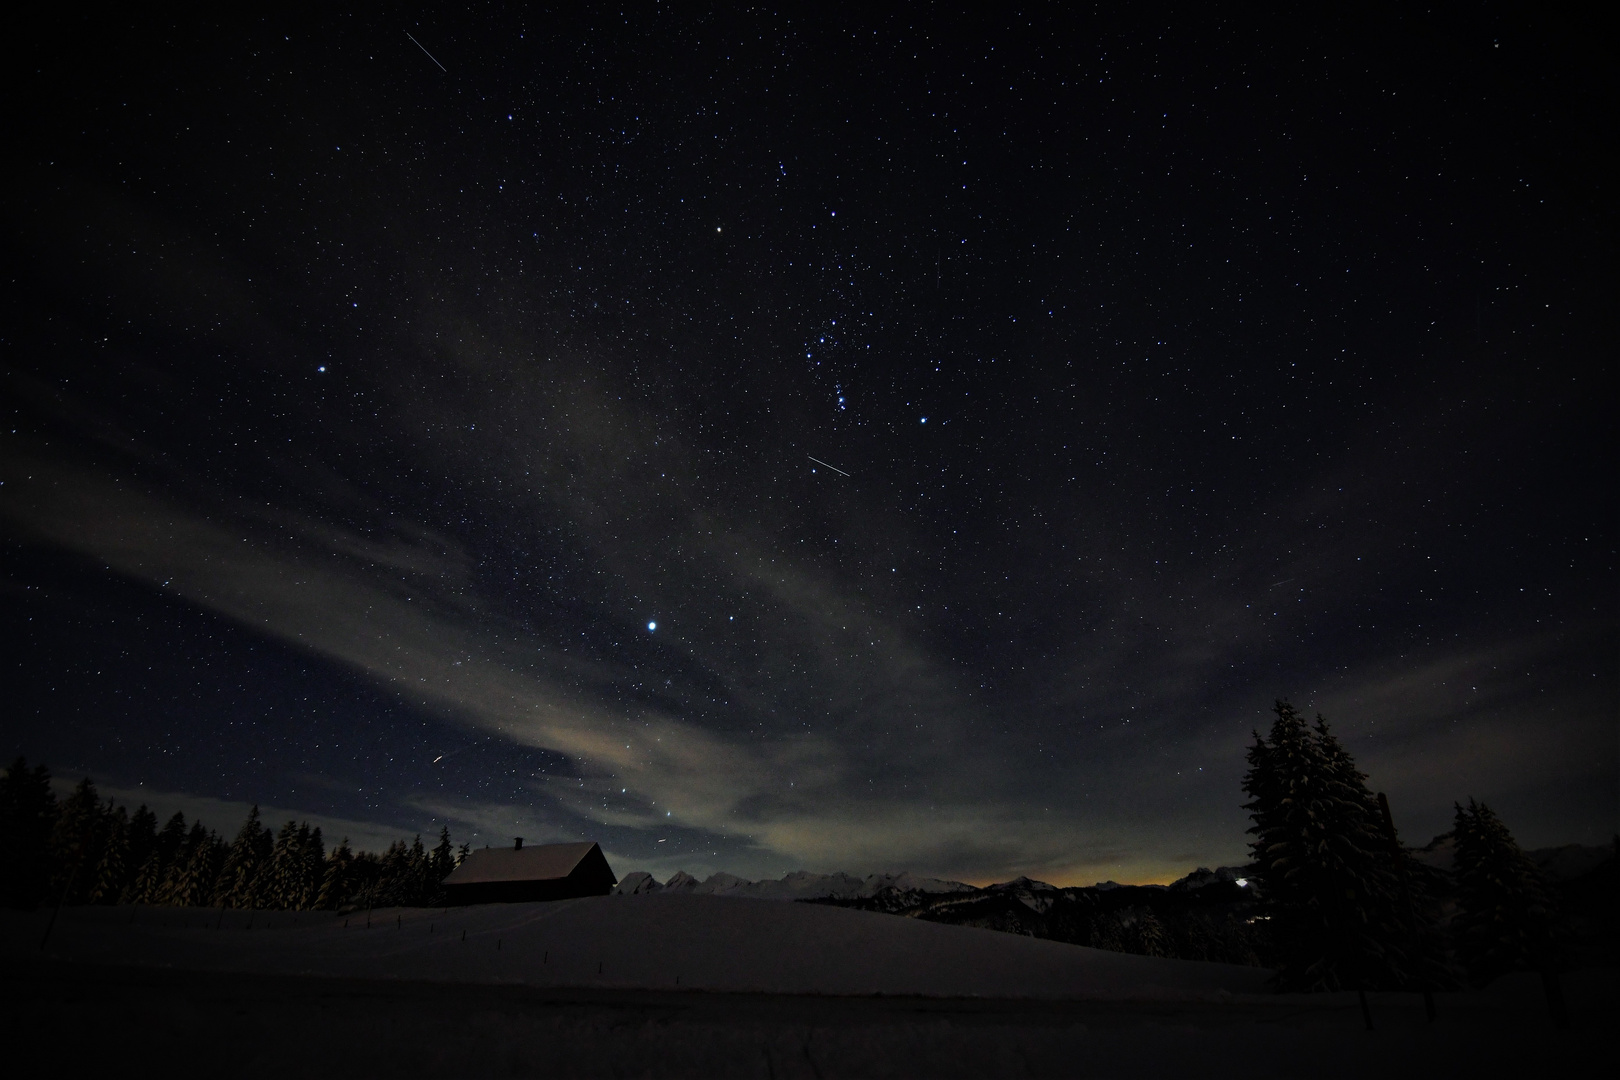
<box><xmin>125</xmin><ymin>810</ymin><xmax>187</xmax><ymax>904</ymax></box>
<box><xmin>213</xmin><ymin>806</ymin><xmax>270</xmax><ymax>908</ymax></box>
<box><xmin>350</xmin><ymin>849</ymin><xmax>383</xmax><ymax>910</ymax></box>
<box><xmin>254</xmin><ymin>820</ymin><xmax>302</xmax><ymax>909</ymax></box>
<box><xmin>158</xmin><ymin>821</ymin><xmax>209</xmax><ymax>905</ymax></box>
<box><xmin>296</xmin><ymin>826</ymin><xmax>326</xmax><ymax>910</ymax></box>
<box><xmin>0</xmin><ymin>757</ymin><xmax>58</xmax><ymax>909</ymax></box>
<box><xmin>406</xmin><ymin>835</ymin><xmax>429</xmax><ymax>906</ymax></box>
<box><xmin>126</xmin><ymin>805</ymin><xmax>158</xmax><ymax>874</ymax></box>
<box><xmin>1136</xmin><ymin>912</ymin><xmax>1169</xmax><ymax>958</ymax></box>
<box><xmin>164</xmin><ymin>825</ymin><xmax>223</xmax><ymax>907</ymax></box>
<box><xmin>126</xmin><ymin>850</ymin><xmax>166</xmax><ymax>905</ymax></box>
<box><xmin>153</xmin><ymin>812</ymin><xmax>188</xmax><ymax>870</ymax></box>
<box><xmin>48</xmin><ymin>778</ymin><xmax>106</xmax><ymax>907</ymax></box>
<box><xmin>375</xmin><ymin>840</ymin><xmax>411</xmax><ymax>907</ymax></box>
<box><xmin>1242</xmin><ymin>700</ymin><xmax>1411</xmax><ymax>990</ymax></box>
<box><xmin>88</xmin><ymin>803</ymin><xmax>131</xmax><ymax>905</ymax></box>
<box><xmin>429</xmin><ymin>827</ymin><xmax>455</xmax><ymax>887</ymax></box>
<box><xmin>316</xmin><ymin>837</ymin><xmax>355</xmax><ymax>910</ymax></box>
<box><xmin>1451</xmin><ymin>799</ymin><xmax>1555</xmax><ymax>986</ymax></box>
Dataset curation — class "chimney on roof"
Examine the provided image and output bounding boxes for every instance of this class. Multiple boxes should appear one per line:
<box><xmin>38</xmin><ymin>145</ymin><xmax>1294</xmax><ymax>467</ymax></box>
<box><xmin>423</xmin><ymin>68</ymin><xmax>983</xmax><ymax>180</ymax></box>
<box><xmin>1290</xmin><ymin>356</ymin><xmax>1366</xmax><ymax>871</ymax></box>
<box><xmin>514</xmin><ymin>837</ymin><xmax>523</xmax><ymax>850</ymax></box>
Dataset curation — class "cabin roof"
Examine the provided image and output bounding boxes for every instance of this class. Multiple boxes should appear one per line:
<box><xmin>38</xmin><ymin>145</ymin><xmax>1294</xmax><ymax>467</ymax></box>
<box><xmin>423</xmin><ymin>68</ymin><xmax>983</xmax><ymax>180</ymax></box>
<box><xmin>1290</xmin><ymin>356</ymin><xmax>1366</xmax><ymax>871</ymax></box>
<box><xmin>443</xmin><ymin>841</ymin><xmax>604</xmax><ymax>885</ymax></box>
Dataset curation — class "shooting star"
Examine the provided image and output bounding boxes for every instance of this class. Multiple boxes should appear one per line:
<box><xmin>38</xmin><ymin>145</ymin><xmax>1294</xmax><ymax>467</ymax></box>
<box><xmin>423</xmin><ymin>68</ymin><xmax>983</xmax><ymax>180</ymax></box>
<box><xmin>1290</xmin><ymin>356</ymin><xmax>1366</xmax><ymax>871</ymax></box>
<box><xmin>807</xmin><ymin>455</ymin><xmax>850</xmax><ymax>477</ymax></box>
<box><xmin>1269</xmin><ymin>578</ymin><xmax>1295</xmax><ymax>589</ymax></box>
<box><xmin>406</xmin><ymin>32</ymin><xmax>448</xmax><ymax>72</ymax></box>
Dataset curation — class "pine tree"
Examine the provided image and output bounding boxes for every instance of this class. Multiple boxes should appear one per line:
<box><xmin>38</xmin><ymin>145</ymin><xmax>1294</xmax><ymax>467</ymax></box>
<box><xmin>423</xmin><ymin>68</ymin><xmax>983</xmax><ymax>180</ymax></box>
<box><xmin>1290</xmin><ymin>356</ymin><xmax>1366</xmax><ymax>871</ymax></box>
<box><xmin>122</xmin><ymin>809</ymin><xmax>171</xmax><ymax>905</ymax></box>
<box><xmin>406</xmin><ymin>835</ymin><xmax>429</xmax><ymax>906</ymax></box>
<box><xmin>375</xmin><ymin>840</ymin><xmax>410</xmax><ymax>907</ymax></box>
<box><xmin>125</xmin><ymin>805</ymin><xmax>158</xmax><ymax>884</ymax></box>
<box><xmin>213</xmin><ymin>805</ymin><xmax>270</xmax><ymax>908</ymax></box>
<box><xmin>153</xmin><ymin>812</ymin><xmax>188</xmax><ymax>873</ymax></box>
<box><xmin>158</xmin><ymin>821</ymin><xmax>206</xmax><ymax>905</ymax></box>
<box><xmin>0</xmin><ymin>757</ymin><xmax>58</xmax><ymax>909</ymax></box>
<box><xmin>430</xmin><ymin>827</ymin><xmax>455</xmax><ymax>885</ymax></box>
<box><xmin>88</xmin><ymin>803</ymin><xmax>130</xmax><ymax>905</ymax></box>
<box><xmin>132</xmin><ymin>812</ymin><xmax>190</xmax><ymax>904</ymax></box>
<box><xmin>316</xmin><ymin>837</ymin><xmax>355</xmax><ymax>910</ymax></box>
<box><xmin>1451</xmin><ymin>799</ymin><xmax>1555</xmax><ymax>986</ymax></box>
<box><xmin>164</xmin><ymin>825</ymin><xmax>222</xmax><ymax>907</ymax></box>
<box><xmin>296</xmin><ymin>826</ymin><xmax>326</xmax><ymax>911</ymax></box>
<box><xmin>1308</xmin><ymin>715</ymin><xmax>1414</xmax><ymax>986</ymax></box>
<box><xmin>253</xmin><ymin>820</ymin><xmax>301</xmax><ymax>910</ymax></box>
<box><xmin>48</xmin><ymin>778</ymin><xmax>106</xmax><ymax>907</ymax></box>
<box><xmin>1242</xmin><ymin>700</ymin><xmax>1410</xmax><ymax>990</ymax></box>
<box><xmin>126</xmin><ymin>850</ymin><xmax>167</xmax><ymax>905</ymax></box>
<box><xmin>1136</xmin><ymin>912</ymin><xmax>1168</xmax><ymax>957</ymax></box>
<box><xmin>350</xmin><ymin>849</ymin><xmax>383</xmax><ymax>910</ymax></box>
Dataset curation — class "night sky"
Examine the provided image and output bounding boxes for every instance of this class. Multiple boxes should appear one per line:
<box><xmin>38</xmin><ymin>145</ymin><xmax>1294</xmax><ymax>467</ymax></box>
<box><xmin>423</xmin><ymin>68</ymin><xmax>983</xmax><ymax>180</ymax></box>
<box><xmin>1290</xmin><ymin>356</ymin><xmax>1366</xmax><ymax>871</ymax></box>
<box><xmin>3</xmin><ymin>7</ymin><xmax>1611</xmax><ymax>885</ymax></box>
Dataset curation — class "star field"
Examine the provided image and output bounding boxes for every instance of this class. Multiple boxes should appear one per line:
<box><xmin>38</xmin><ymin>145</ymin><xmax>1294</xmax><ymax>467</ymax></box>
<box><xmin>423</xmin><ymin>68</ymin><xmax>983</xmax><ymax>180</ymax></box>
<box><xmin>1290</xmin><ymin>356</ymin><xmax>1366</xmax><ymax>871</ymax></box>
<box><xmin>1</xmin><ymin>6</ymin><xmax>1611</xmax><ymax>883</ymax></box>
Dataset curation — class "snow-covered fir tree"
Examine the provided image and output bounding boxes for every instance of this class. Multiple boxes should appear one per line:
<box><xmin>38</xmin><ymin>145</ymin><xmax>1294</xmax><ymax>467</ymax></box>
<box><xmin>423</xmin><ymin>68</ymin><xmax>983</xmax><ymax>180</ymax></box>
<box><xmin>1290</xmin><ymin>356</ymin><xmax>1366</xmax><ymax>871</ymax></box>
<box><xmin>316</xmin><ymin>837</ymin><xmax>355</xmax><ymax>910</ymax></box>
<box><xmin>430</xmin><ymin>827</ymin><xmax>456</xmax><ymax>886</ymax></box>
<box><xmin>164</xmin><ymin>826</ymin><xmax>224</xmax><ymax>907</ymax></box>
<box><xmin>1451</xmin><ymin>799</ymin><xmax>1555</xmax><ymax>986</ymax></box>
<box><xmin>254</xmin><ymin>820</ymin><xmax>303</xmax><ymax>909</ymax></box>
<box><xmin>0</xmin><ymin>757</ymin><xmax>59</xmax><ymax>910</ymax></box>
<box><xmin>125</xmin><ymin>849</ymin><xmax>166</xmax><ymax>905</ymax></box>
<box><xmin>48</xmin><ymin>777</ymin><xmax>105</xmax><ymax>906</ymax></box>
<box><xmin>406</xmin><ymin>835</ymin><xmax>429</xmax><ymax>904</ymax></box>
<box><xmin>374</xmin><ymin>840</ymin><xmax>412</xmax><ymax>907</ymax></box>
<box><xmin>1136</xmin><ymin>912</ymin><xmax>1168</xmax><ymax>958</ymax></box>
<box><xmin>146</xmin><ymin>812</ymin><xmax>189</xmax><ymax>894</ymax></box>
<box><xmin>125</xmin><ymin>805</ymin><xmax>158</xmax><ymax>878</ymax></box>
<box><xmin>295</xmin><ymin>826</ymin><xmax>326</xmax><ymax>910</ymax></box>
<box><xmin>1242</xmin><ymin>700</ymin><xmax>1414</xmax><ymax>990</ymax></box>
<box><xmin>213</xmin><ymin>806</ymin><xmax>270</xmax><ymax>908</ymax></box>
<box><xmin>87</xmin><ymin>802</ymin><xmax>130</xmax><ymax>905</ymax></box>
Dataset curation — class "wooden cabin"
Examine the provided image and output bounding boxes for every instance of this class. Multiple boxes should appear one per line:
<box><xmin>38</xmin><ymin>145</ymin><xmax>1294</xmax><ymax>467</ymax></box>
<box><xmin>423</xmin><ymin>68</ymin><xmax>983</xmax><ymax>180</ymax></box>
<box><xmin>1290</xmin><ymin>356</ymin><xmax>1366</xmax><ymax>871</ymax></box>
<box><xmin>441</xmin><ymin>839</ymin><xmax>617</xmax><ymax>904</ymax></box>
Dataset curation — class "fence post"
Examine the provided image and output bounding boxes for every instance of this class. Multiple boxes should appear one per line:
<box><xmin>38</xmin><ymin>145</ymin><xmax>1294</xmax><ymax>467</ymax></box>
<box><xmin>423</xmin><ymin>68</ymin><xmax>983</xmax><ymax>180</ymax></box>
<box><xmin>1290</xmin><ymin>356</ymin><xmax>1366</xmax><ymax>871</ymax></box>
<box><xmin>38</xmin><ymin>860</ymin><xmax>83</xmax><ymax>951</ymax></box>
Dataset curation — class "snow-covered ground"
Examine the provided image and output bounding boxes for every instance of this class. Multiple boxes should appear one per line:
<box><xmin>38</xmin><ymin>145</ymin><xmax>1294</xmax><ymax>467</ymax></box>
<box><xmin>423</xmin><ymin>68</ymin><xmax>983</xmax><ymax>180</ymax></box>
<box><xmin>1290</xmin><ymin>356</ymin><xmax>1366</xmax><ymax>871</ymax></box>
<box><xmin>4</xmin><ymin>894</ymin><xmax>1270</xmax><ymax>999</ymax></box>
<box><xmin>4</xmin><ymin>898</ymin><xmax>1610</xmax><ymax>1078</ymax></box>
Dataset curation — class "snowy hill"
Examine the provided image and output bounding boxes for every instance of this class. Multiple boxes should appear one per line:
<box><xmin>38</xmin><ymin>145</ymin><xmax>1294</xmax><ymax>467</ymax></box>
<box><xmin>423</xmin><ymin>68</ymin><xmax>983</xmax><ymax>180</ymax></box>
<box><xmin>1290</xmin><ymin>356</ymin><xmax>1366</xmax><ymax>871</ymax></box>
<box><xmin>606</xmin><ymin>866</ymin><xmax>1268</xmax><ymax>965</ymax></box>
<box><xmin>3</xmin><ymin>894</ymin><xmax>1274</xmax><ymax>1000</ymax></box>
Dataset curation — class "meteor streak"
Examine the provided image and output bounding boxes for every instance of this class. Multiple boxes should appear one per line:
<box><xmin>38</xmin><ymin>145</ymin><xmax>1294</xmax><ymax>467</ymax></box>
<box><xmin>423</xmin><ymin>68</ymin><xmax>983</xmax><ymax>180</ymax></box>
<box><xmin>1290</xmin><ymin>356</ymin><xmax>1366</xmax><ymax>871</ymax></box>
<box><xmin>807</xmin><ymin>455</ymin><xmax>850</xmax><ymax>477</ymax></box>
<box><xmin>406</xmin><ymin>32</ymin><xmax>448</xmax><ymax>72</ymax></box>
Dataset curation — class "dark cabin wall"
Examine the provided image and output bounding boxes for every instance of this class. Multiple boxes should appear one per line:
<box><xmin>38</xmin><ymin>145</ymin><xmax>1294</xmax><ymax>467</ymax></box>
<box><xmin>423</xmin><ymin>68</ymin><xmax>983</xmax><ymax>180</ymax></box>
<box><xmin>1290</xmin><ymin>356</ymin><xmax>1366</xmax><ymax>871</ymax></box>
<box><xmin>442</xmin><ymin>847</ymin><xmax>617</xmax><ymax>906</ymax></box>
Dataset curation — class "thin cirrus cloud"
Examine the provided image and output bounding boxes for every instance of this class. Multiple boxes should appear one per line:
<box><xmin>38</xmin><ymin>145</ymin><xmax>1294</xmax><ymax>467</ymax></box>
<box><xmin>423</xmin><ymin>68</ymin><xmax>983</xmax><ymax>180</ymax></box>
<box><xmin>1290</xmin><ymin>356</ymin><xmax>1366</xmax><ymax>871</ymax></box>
<box><xmin>6</xmin><ymin>404</ymin><xmax>1607</xmax><ymax>884</ymax></box>
<box><xmin>3</xmin><ymin>179</ymin><xmax>1606</xmax><ymax>884</ymax></box>
<box><xmin>2</xmin><ymin>437</ymin><xmax>1076</xmax><ymax>879</ymax></box>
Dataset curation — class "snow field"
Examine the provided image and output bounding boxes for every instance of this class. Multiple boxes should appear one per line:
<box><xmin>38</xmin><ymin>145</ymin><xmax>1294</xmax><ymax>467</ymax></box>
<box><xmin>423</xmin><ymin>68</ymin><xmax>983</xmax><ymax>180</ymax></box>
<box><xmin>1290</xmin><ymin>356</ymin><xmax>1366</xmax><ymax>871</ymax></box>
<box><xmin>5</xmin><ymin>893</ymin><xmax>1275</xmax><ymax>999</ymax></box>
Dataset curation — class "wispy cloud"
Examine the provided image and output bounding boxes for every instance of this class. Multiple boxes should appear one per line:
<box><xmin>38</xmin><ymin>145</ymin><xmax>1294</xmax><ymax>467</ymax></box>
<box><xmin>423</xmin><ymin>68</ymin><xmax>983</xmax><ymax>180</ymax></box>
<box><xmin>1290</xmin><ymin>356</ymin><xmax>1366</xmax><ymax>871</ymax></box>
<box><xmin>2</xmin><ymin>440</ymin><xmax>1023</xmax><ymax>875</ymax></box>
<box><xmin>87</xmin><ymin>783</ymin><xmax>409</xmax><ymax>856</ymax></box>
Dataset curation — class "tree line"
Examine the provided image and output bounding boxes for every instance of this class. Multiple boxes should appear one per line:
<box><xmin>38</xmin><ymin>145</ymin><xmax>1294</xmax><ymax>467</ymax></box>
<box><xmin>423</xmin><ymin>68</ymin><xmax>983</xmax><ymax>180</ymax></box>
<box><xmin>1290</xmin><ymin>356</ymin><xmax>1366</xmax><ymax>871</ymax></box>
<box><xmin>1</xmin><ymin>713</ymin><xmax>1589</xmax><ymax>1000</ymax></box>
<box><xmin>0</xmin><ymin>759</ymin><xmax>467</xmax><ymax>913</ymax></box>
<box><xmin>1243</xmin><ymin>700</ymin><xmax>1569</xmax><ymax>994</ymax></box>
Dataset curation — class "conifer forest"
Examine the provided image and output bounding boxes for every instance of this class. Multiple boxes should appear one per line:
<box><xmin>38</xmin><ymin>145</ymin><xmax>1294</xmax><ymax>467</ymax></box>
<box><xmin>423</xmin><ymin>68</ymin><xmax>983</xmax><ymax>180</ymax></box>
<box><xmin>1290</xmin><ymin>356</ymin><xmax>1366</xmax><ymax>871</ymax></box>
<box><xmin>4</xmin><ymin>700</ymin><xmax>1612</xmax><ymax>993</ymax></box>
<box><xmin>0</xmin><ymin>761</ymin><xmax>465</xmax><ymax>915</ymax></box>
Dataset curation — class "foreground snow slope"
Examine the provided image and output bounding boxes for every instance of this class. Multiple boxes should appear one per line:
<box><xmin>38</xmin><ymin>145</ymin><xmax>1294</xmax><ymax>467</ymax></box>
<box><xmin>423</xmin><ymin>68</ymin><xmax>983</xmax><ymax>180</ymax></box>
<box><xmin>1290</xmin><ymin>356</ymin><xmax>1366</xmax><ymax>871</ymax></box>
<box><xmin>3</xmin><ymin>894</ymin><xmax>1273</xmax><ymax>999</ymax></box>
